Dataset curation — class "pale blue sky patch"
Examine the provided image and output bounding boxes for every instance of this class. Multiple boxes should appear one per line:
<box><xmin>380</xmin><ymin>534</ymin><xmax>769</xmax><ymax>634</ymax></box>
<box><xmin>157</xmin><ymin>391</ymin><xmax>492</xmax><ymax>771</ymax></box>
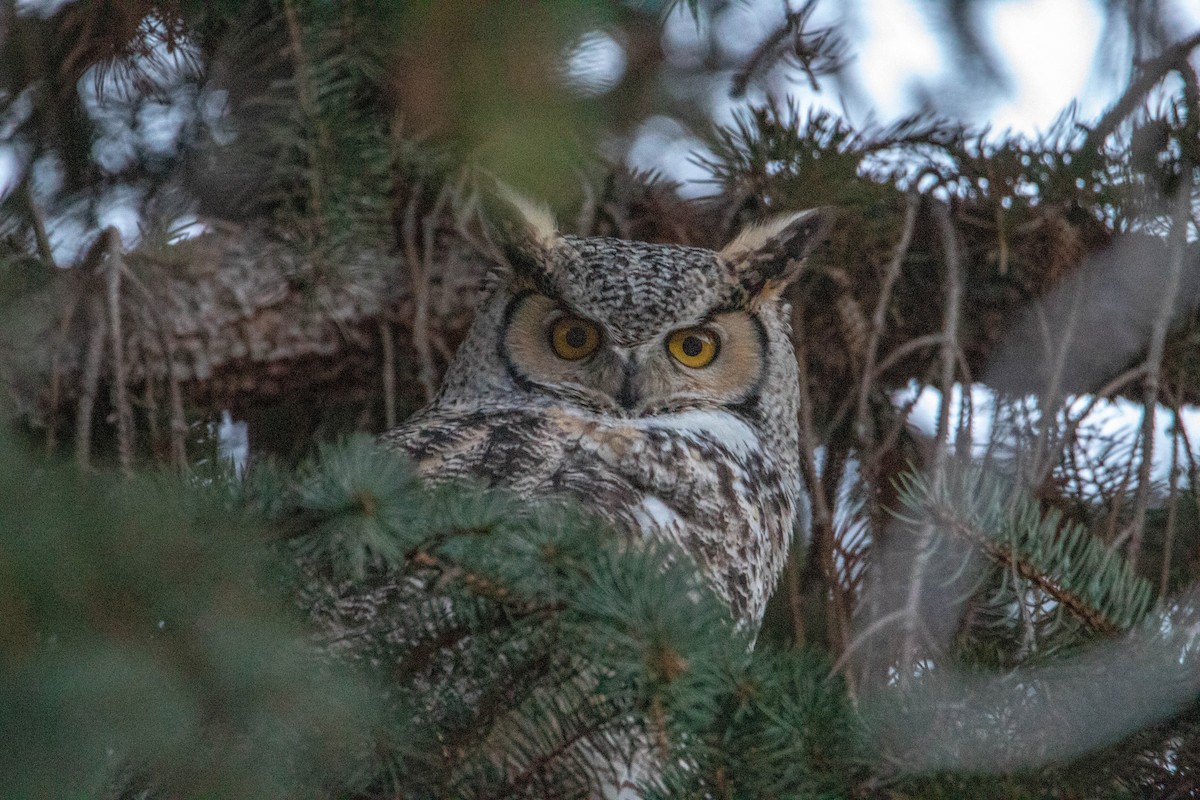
<box><xmin>0</xmin><ymin>146</ymin><xmax>21</xmax><ymax>201</ymax></box>
<box><xmin>850</xmin><ymin>0</ymin><xmax>946</xmax><ymax>121</ymax></box>
<box><xmin>624</xmin><ymin>115</ymin><xmax>716</xmax><ymax>197</ymax></box>
<box><xmin>96</xmin><ymin>184</ymin><xmax>145</xmax><ymax>247</ymax></box>
<box><xmin>985</xmin><ymin>0</ymin><xmax>1107</xmax><ymax>132</ymax></box>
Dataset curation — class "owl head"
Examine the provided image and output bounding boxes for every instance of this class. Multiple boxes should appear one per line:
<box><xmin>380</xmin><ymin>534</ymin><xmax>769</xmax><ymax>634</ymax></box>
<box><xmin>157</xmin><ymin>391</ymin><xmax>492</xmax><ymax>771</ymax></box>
<box><xmin>437</xmin><ymin>192</ymin><xmax>829</xmax><ymax>430</ymax></box>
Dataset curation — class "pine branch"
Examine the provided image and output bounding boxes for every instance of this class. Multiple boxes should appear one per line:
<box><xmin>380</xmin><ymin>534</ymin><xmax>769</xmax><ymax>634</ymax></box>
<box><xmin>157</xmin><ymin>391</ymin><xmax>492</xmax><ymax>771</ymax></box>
<box><xmin>1082</xmin><ymin>30</ymin><xmax>1200</xmax><ymax>154</ymax></box>
<box><xmin>895</xmin><ymin>468</ymin><xmax>1155</xmax><ymax>636</ymax></box>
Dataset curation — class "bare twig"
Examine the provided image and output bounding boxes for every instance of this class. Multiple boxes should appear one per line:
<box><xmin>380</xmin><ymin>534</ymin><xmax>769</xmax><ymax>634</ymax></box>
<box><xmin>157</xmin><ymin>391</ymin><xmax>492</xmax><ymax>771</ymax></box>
<box><xmin>870</xmin><ymin>333</ymin><xmax>944</xmax><ymax>384</ymax></box>
<box><xmin>402</xmin><ymin>181</ymin><xmax>438</xmax><ymax>403</ymax></box>
<box><xmin>730</xmin><ymin>0</ymin><xmax>842</xmax><ymax>96</ymax></box>
<box><xmin>1159</xmin><ymin>407</ymin><xmax>1182</xmax><ymax>604</ymax></box>
<box><xmin>120</xmin><ymin>263</ymin><xmax>186</xmax><ymax>469</ymax></box>
<box><xmin>932</xmin><ymin>203</ymin><xmax>963</xmax><ymax>475</ymax></box>
<box><xmin>1170</xmin><ymin>407</ymin><xmax>1200</xmax><ymax>576</ymax></box>
<box><xmin>861</xmin><ymin>362</ymin><xmax>939</xmax><ymax>483</ymax></box>
<box><xmin>20</xmin><ymin>180</ymin><xmax>55</xmax><ymax>268</ymax></box>
<box><xmin>855</xmin><ymin>194</ymin><xmax>919</xmax><ymax>447</ymax></box>
<box><xmin>954</xmin><ymin>352</ymin><xmax>975</xmax><ymax>465</ymax></box>
<box><xmin>75</xmin><ymin>293</ymin><xmax>105</xmax><ymax>471</ymax></box>
<box><xmin>830</xmin><ymin>608</ymin><xmax>907</xmax><ymax>679</ymax></box>
<box><xmin>1013</xmin><ymin>547</ymin><xmax>1038</xmax><ymax>661</ymax></box>
<box><xmin>1128</xmin><ymin>175</ymin><xmax>1191</xmax><ymax>572</ymax></box>
<box><xmin>380</xmin><ymin>319</ymin><xmax>397</xmax><ymax>429</ymax></box>
<box><xmin>1031</xmin><ymin>277</ymin><xmax>1086</xmax><ymax>485</ymax></box>
<box><xmin>72</xmin><ymin>228</ymin><xmax>128</xmax><ymax>469</ymax></box>
<box><xmin>104</xmin><ymin>229</ymin><xmax>134</xmax><ymax>474</ymax></box>
<box><xmin>793</xmin><ymin>314</ymin><xmax>848</xmax><ymax>655</ymax></box>
<box><xmin>893</xmin><ymin>204</ymin><xmax>962</xmax><ymax>685</ymax></box>
<box><xmin>1057</xmin><ymin>365</ymin><xmax>1148</xmax><ymax>463</ymax></box>
<box><xmin>821</xmin><ymin>440</ymin><xmax>853</xmax><ymax>651</ymax></box>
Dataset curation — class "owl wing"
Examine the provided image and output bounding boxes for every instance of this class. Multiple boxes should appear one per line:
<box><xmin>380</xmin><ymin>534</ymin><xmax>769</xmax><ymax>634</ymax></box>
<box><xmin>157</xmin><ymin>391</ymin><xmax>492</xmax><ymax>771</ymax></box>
<box><xmin>379</xmin><ymin>405</ymin><xmax>636</xmax><ymax>502</ymax></box>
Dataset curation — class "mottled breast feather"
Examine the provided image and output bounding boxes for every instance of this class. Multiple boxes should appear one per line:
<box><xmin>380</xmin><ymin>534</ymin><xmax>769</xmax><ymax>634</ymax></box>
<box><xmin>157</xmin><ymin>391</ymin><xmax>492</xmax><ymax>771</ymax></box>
<box><xmin>381</xmin><ymin>403</ymin><xmax>801</xmax><ymax>624</ymax></box>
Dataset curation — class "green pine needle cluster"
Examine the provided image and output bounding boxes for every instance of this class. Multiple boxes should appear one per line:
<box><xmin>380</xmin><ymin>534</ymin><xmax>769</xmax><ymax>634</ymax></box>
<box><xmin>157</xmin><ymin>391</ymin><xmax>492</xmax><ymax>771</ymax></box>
<box><xmin>0</xmin><ymin>432</ymin><xmax>865</xmax><ymax>798</ymax></box>
<box><xmin>0</xmin><ymin>436</ymin><xmax>376</xmax><ymax>799</ymax></box>
<box><xmin>895</xmin><ymin>466</ymin><xmax>1155</xmax><ymax>643</ymax></box>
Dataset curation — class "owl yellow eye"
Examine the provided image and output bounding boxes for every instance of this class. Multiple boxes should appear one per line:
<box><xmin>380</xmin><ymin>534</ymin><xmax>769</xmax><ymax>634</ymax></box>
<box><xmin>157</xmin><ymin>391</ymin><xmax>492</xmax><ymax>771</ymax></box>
<box><xmin>549</xmin><ymin>316</ymin><xmax>600</xmax><ymax>361</ymax></box>
<box><xmin>667</xmin><ymin>327</ymin><xmax>719</xmax><ymax>368</ymax></box>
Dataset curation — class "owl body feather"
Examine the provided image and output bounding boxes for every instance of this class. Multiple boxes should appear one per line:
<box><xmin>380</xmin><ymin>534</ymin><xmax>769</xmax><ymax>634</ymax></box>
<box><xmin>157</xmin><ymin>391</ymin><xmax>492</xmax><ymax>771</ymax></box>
<box><xmin>384</xmin><ymin>401</ymin><xmax>803</xmax><ymax>623</ymax></box>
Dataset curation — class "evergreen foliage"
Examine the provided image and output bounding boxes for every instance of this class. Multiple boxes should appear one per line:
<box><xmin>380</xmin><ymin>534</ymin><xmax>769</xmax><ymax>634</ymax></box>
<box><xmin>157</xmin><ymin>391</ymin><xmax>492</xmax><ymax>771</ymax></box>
<box><xmin>5</xmin><ymin>426</ymin><xmax>1200</xmax><ymax>797</ymax></box>
<box><xmin>0</xmin><ymin>434</ymin><xmax>377</xmax><ymax>799</ymax></box>
<box><xmin>893</xmin><ymin>466</ymin><xmax>1155</xmax><ymax>640</ymax></box>
<box><xmin>0</xmin><ymin>432</ymin><xmax>872</xmax><ymax>798</ymax></box>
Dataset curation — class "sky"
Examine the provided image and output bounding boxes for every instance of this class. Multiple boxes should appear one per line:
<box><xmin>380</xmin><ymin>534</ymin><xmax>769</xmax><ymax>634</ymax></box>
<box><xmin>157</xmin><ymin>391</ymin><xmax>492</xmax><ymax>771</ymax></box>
<box><xmin>628</xmin><ymin>0</ymin><xmax>1200</xmax><ymax>193</ymax></box>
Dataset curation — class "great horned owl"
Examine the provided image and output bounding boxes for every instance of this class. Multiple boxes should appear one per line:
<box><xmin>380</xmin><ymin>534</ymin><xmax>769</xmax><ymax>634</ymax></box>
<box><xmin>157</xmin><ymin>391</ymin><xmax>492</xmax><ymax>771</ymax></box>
<box><xmin>381</xmin><ymin>196</ymin><xmax>828</xmax><ymax>628</ymax></box>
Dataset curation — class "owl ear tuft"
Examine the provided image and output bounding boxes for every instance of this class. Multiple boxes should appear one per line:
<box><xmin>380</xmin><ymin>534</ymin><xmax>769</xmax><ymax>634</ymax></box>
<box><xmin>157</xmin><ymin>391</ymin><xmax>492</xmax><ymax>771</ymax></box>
<box><xmin>479</xmin><ymin>182</ymin><xmax>561</xmax><ymax>289</ymax></box>
<box><xmin>487</xmin><ymin>182</ymin><xmax>559</xmax><ymax>252</ymax></box>
<box><xmin>721</xmin><ymin>208</ymin><xmax>832</xmax><ymax>297</ymax></box>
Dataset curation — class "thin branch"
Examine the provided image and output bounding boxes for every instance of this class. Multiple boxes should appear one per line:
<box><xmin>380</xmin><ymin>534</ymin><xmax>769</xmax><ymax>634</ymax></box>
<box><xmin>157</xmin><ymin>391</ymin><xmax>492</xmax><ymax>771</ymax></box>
<box><xmin>402</xmin><ymin>181</ymin><xmax>438</xmax><ymax>403</ymax></box>
<box><xmin>821</xmin><ymin>439</ymin><xmax>853</xmax><ymax>652</ymax></box>
<box><xmin>283</xmin><ymin>0</ymin><xmax>329</xmax><ymax>239</ymax></box>
<box><xmin>46</xmin><ymin>290</ymin><xmax>83</xmax><ymax>457</ymax></box>
<box><xmin>783</xmin><ymin>543</ymin><xmax>806</xmax><ymax>645</ymax></box>
<box><xmin>871</xmin><ymin>332</ymin><xmax>944</xmax><ymax>384</ymax></box>
<box><xmin>925</xmin><ymin>506</ymin><xmax>1122</xmax><ymax>636</ymax></box>
<box><xmin>954</xmin><ymin>357</ymin><xmax>975</xmax><ymax>464</ymax></box>
<box><xmin>893</xmin><ymin>205</ymin><xmax>963</xmax><ymax>686</ymax></box>
<box><xmin>380</xmin><ymin>319</ymin><xmax>397</xmax><ymax>429</ymax></box>
<box><xmin>422</xmin><ymin>181</ymin><xmax>455</xmax><ymax>391</ymax></box>
<box><xmin>1057</xmin><ymin>364</ymin><xmax>1149</xmax><ymax>465</ymax></box>
<box><xmin>1128</xmin><ymin>173</ymin><xmax>1192</xmax><ymax>572</ymax></box>
<box><xmin>142</xmin><ymin>372</ymin><xmax>161</xmax><ymax>456</ymax></box>
<box><xmin>730</xmin><ymin>0</ymin><xmax>842</xmax><ymax>96</ymax></box>
<box><xmin>75</xmin><ymin>293</ymin><xmax>105</xmax><ymax>471</ymax></box>
<box><xmin>1083</xmin><ymin>31</ymin><xmax>1200</xmax><ymax>153</ymax></box>
<box><xmin>897</xmin><ymin>518</ymin><xmax>939</xmax><ymax>687</ymax></box>
<box><xmin>861</xmin><ymin>361</ymin><xmax>939</xmax><ymax>483</ymax></box>
<box><xmin>829</xmin><ymin>608</ymin><xmax>908</xmax><ymax>679</ymax></box>
<box><xmin>71</xmin><ymin>229</ymin><xmax>125</xmax><ymax>470</ymax></box>
<box><xmin>1169</xmin><ymin>390</ymin><xmax>1200</xmax><ymax>537</ymax></box>
<box><xmin>20</xmin><ymin>180</ymin><xmax>55</xmax><ymax>268</ymax></box>
<box><xmin>120</xmin><ymin>263</ymin><xmax>186</xmax><ymax>469</ymax></box>
<box><xmin>793</xmin><ymin>314</ymin><xmax>845</xmax><ymax>655</ymax></box>
<box><xmin>932</xmin><ymin>203</ymin><xmax>963</xmax><ymax>475</ymax></box>
<box><xmin>104</xmin><ymin>228</ymin><xmax>133</xmax><ymax>474</ymax></box>
<box><xmin>1159</xmin><ymin>406</ymin><xmax>1181</xmax><ymax>604</ymax></box>
<box><xmin>1031</xmin><ymin>276</ymin><xmax>1086</xmax><ymax>485</ymax></box>
<box><xmin>855</xmin><ymin>194</ymin><xmax>919</xmax><ymax>447</ymax></box>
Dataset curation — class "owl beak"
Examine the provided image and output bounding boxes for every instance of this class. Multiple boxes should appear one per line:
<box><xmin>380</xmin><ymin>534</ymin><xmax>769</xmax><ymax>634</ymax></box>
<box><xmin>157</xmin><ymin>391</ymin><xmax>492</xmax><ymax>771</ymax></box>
<box><xmin>614</xmin><ymin>352</ymin><xmax>639</xmax><ymax>411</ymax></box>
